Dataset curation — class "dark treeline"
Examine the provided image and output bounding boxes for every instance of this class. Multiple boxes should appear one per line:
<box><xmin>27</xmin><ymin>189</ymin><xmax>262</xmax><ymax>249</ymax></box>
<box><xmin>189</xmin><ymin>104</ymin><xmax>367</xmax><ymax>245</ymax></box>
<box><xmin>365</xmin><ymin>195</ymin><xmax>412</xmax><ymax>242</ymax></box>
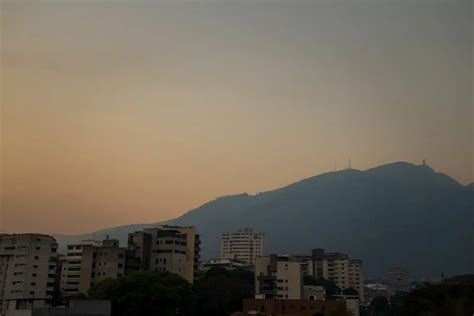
<box><xmin>86</xmin><ymin>268</ymin><xmax>254</xmax><ymax>316</ymax></box>
<box><xmin>362</xmin><ymin>284</ymin><xmax>474</xmax><ymax>316</ymax></box>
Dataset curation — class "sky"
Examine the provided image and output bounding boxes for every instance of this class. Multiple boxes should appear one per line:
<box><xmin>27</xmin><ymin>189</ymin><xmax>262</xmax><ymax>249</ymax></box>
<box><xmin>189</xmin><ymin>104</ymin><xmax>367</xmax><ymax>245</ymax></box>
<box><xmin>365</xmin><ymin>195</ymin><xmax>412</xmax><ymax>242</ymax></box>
<box><xmin>1</xmin><ymin>0</ymin><xmax>472</xmax><ymax>235</ymax></box>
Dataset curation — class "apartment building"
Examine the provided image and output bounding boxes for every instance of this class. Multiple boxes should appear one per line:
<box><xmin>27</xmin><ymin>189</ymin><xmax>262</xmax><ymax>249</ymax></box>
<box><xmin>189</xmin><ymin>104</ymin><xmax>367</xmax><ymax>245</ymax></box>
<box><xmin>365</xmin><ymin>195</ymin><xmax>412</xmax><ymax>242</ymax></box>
<box><xmin>296</xmin><ymin>249</ymin><xmax>364</xmax><ymax>300</ymax></box>
<box><xmin>324</xmin><ymin>252</ymin><xmax>352</xmax><ymax>290</ymax></box>
<box><xmin>348</xmin><ymin>259</ymin><xmax>363</xmax><ymax>298</ymax></box>
<box><xmin>60</xmin><ymin>239</ymin><xmax>127</xmax><ymax>296</ymax></box>
<box><xmin>128</xmin><ymin>225</ymin><xmax>200</xmax><ymax>283</ymax></box>
<box><xmin>255</xmin><ymin>255</ymin><xmax>302</xmax><ymax>299</ymax></box>
<box><xmin>0</xmin><ymin>234</ymin><xmax>58</xmax><ymax>315</ymax></box>
<box><xmin>221</xmin><ymin>228</ymin><xmax>264</xmax><ymax>266</ymax></box>
<box><xmin>127</xmin><ymin>231</ymin><xmax>152</xmax><ymax>272</ymax></box>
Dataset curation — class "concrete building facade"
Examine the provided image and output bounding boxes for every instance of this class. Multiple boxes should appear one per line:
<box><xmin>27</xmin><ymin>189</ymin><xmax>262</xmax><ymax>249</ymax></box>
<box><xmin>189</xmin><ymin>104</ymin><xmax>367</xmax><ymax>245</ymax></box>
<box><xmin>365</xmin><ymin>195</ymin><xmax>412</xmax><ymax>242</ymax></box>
<box><xmin>5</xmin><ymin>299</ymin><xmax>111</xmax><ymax>316</ymax></box>
<box><xmin>241</xmin><ymin>298</ymin><xmax>349</xmax><ymax>316</ymax></box>
<box><xmin>221</xmin><ymin>228</ymin><xmax>264</xmax><ymax>266</ymax></box>
<box><xmin>303</xmin><ymin>285</ymin><xmax>326</xmax><ymax>300</ymax></box>
<box><xmin>0</xmin><ymin>234</ymin><xmax>58</xmax><ymax>315</ymax></box>
<box><xmin>200</xmin><ymin>258</ymin><xmax>249</xmax><ymax>272</ymax></box>
<box><xmin>128</xmin><ymin>225</ymin><xmax>200</xmax><ymax>283</ymax></box>
<box><xmin>255</xmin><ymin>255</ymin><xmax>302</xmax><ymax>299</ymax></box>
<box><xmin>60</xmin><ymin>239</ymin><xmax>127</xmax><ymax>296</ymax></box>
<box><xmin>297</xmin><ymin>249</ymin><xmax>364</xmax><ymax>300</ymax></box>
<box><xmin>221</xmin><ymin>228</ymin><xmax>265</xmax><ymax>266</ymax></box>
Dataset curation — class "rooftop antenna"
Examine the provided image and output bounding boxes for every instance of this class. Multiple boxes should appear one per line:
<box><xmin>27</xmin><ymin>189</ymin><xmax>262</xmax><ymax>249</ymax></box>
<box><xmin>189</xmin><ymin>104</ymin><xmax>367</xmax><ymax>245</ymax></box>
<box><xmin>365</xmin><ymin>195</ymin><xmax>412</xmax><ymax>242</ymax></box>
<box><xmin>348</xmin><ymin>159</ymin><xmax>351</xmax><ymax>170</ymax></box>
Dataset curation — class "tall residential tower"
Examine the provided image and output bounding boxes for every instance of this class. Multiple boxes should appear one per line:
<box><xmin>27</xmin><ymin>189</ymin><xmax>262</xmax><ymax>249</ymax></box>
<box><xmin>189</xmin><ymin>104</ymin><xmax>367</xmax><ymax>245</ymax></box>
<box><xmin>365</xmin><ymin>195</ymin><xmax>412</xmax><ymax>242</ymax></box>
<box><xmin>221</xmin><ymin>228</ymin><xmax>264</xmax><ymax>266</ymax></box>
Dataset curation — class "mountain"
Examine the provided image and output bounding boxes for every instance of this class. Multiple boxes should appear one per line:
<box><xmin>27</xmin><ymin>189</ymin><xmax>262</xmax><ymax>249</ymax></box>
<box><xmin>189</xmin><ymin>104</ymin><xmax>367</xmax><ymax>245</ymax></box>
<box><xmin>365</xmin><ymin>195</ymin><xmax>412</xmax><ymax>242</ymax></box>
<box><xmin>54</xmin><ymin>162</ymin><xmax>474</xmax><ymax>279</ymax></box>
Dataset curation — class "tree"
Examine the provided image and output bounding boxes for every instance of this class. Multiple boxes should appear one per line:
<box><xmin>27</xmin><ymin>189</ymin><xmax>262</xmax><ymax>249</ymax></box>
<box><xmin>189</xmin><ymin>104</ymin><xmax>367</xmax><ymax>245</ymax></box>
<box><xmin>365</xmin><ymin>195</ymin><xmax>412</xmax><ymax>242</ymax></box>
<box><xmin>400</xmin><ymin>284</ymin><xmax>474</xmax><ymax>316</ymax></box>
<box><xmin>193</xmin><ymin>267</ymin><xmax>254</xmax><ymax>316</ymax></box>
<box><xmin>88</xmin><ymin>272</ymin><xmax>195</xmax><ymax>316</ymax></box>
<box><xmin>342</xmin><ymin>287</ymin><xmax>359</xmax><ymax>296</ymax></box>
<box><xmin>303</xmin><ymin>275</ymin><xmax>341</xmax><ymax>299</ymax></box>
<box><xmin>370</xmin><ymin>296</ymin><xmax>390</xmax><ymax>316</ymax></box>
<box><xmin>389</xmin><ymin>291</ymin><xmax>408</xmax><ymax>315</ymax></box>
<box><xmin>329</xmin><ymin>304</ymin><xmax>353</xmax><ymax>316</ymax></box>
<box><xmin>69</xmin><ymin>292</ymin><xmax>88</xmax><ymax>300</ymax></box>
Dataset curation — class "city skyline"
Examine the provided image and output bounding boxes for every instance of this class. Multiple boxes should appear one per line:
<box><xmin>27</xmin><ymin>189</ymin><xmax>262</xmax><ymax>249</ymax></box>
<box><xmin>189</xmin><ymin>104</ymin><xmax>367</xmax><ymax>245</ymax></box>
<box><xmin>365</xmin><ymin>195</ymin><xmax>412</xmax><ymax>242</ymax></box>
<box><xmin>2</xmin><ymin>1</ymin><xmax>473</xmax><ymax>234</ymax></box>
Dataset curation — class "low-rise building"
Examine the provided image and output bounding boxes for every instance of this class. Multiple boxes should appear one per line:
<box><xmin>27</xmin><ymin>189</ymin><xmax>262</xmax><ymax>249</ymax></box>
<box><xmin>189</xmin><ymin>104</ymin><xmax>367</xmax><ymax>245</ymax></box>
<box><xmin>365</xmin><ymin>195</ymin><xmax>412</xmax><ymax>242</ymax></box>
<box><xmin>0</xmin><ymin>234</ymin><xmax>58</xmax><ymax>315</ymax></box>
<box><xmin>303</xmin><ymin>285</ymin><xmax>325</xmax><ymax>300</ymax></box>
<box><xmin>255</xmin><ymin>255</ymin><xmax>302</xmax><ymax>299</ymax></box>
<box><xmin>240</xmin><ymin>298</ymin><xmax>350</xmax><ymax>316</ymax></box>
<box><xmin>5</xmin><ymin>299</ymin><xmax>110</xmax><ymax>316</ymax></box>
<box><xmin>200</xmin><ymin>258</ymin><xmax>249</xmax><ymax>272</ymax></box>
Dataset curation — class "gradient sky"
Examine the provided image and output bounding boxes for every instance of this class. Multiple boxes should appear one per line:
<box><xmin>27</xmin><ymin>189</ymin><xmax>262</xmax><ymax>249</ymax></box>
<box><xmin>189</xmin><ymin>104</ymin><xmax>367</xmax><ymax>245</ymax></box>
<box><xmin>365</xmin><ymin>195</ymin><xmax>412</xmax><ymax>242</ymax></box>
<box><xmin>1</xmin><ymin>0</ymin><xmax>472</xmax><ymax>234</ymax></box>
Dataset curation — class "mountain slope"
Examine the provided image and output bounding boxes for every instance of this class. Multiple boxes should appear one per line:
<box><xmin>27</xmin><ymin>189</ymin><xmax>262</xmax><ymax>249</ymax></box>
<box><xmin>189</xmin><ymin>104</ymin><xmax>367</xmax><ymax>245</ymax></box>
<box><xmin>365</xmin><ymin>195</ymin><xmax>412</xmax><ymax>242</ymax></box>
<box><xmin>55</xmin><ymin>162</ymin><xmax>474</xmax><ymax>278</ymax></box>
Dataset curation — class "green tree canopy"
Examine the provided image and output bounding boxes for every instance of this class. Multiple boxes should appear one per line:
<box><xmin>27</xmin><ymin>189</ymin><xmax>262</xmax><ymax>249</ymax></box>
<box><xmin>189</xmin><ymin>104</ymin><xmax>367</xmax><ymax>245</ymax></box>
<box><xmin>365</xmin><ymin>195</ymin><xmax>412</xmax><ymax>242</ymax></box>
<box><xmin>88</xmin><ymin>272</ymin><xmax>195</xmax><ymax>316</ymax></box>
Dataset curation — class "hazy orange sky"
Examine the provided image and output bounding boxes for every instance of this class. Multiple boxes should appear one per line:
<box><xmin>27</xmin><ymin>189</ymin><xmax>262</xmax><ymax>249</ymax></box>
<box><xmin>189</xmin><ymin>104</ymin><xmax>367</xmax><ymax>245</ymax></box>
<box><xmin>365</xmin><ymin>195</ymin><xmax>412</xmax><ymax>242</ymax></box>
<box><xmin>1</xmin><ymin>0</ymin><xmax>472</xmax><ymax>234</ymax></box>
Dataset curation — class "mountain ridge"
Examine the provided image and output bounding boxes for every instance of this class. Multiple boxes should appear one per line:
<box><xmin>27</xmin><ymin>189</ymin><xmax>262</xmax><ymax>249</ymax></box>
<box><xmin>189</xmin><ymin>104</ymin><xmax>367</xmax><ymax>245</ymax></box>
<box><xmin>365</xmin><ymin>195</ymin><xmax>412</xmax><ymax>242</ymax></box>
<box><xmin>54</xmin><ymin>161</ymin><xmax>474</xmax><ymax>278</ymax></box>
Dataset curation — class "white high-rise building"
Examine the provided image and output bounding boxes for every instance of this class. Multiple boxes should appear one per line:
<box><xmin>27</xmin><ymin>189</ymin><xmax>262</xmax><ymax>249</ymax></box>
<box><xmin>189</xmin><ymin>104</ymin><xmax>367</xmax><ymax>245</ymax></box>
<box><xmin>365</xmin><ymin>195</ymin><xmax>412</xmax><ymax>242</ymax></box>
<box><xmin>0</xmin><ymin>234</ymin><xmax>58</xmax><ymax>315</ymax></box>
<box><xmin>221</xmin><ymin>228</ymin><xmax>264</xmax><ymax>266</ymax></box>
